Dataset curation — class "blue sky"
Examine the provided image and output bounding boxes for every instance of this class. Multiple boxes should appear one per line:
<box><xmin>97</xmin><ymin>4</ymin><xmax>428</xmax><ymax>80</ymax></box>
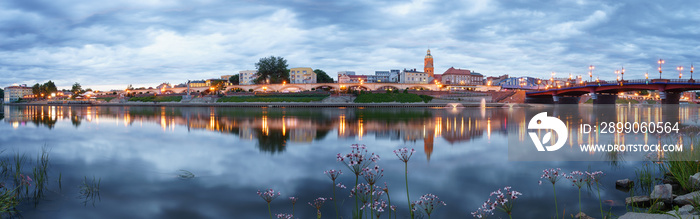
<box><xmin>1</xmin><ymin>0</ymin><xmax>698</xmax><ymax>90</ymax></box>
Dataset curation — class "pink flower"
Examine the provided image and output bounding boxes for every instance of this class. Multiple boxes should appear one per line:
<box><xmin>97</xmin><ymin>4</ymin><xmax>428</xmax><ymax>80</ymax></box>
<box><xmin>412</xmin><ymin>193</ymin><xmax>446</xmax><ymax>217</ymax></box>
<box><xmin>324</xmin><ymin>169</ymin><xmax>342</xmax><ymax>181</ymax></box>
<box><xmin>276</xmin><ymin>213</ymin><xmax>294</xmax><ymax>219</ymax></box>
<box><xmin>308</xmin><ymin>197</ymin><xmax>328</xmax><ymax>210</ymax></box>
<box><xmin>289</xmin><ymin>197</ymin><xmax>297</xmax><ymax>205</ymax></box>
<box><xmin>257</xmin><ymin>189</ymin><xmax>281</xmax><ymax>203</ymax></box>
<box><xmin>540</xmin><ymin>168</ymin><xmax>565</xmax><ymax>185</ymax></box>
<box><xmin>336</xmin><ymin>183</ymin><xmax>347</xmax><ymax>189</ymax></box>
<box><xmin>393</xmin><ymin>147</ymin><xmax>415</xmax><ymax>163</ymax></box>
<box><xmin>361</xmin><ymin>165</ymin><xmax>384</xmax><ymax>186</ymax></box>
<box><xmin>338</xmin><ymin>144</ymin><xmax>380</xmax><ymax>176</ymax></box>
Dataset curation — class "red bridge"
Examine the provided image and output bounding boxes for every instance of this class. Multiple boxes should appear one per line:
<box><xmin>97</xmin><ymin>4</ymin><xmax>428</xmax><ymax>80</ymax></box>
<box><xmin>525</xmin><ymin>79</ymin><xmax>700</xmax><ymax>104</ymax></box>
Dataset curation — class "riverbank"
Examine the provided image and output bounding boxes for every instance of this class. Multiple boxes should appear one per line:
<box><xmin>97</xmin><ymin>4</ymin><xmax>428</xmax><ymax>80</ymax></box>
<box><xmin>5</xmin><ymin>101</ymin><xmax>519</xmax><ymax>108</ymax></box>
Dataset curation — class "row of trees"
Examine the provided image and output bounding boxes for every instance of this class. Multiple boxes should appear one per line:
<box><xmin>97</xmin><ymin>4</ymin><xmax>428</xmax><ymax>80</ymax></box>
<box><xmin>29</xmin><ymin>81</ymin><xmax>89</xmax><ymax>99</ymax></box>
<box><xmin>227</xmin><ymin>56</ymin><xmax>334</xmax><ymax>85</ymax></box>
<box><xmin>31</xmin><ymin>81</ymin><xmax>58</xmax><ymax>98</ymax></box>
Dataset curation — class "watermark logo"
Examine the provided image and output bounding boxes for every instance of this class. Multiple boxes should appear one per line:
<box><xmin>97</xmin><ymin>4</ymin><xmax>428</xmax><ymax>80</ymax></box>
<box><xmin>528</xmin><ymin>112</ymin><xmax>568</xmax><ymax>151</ymax></box>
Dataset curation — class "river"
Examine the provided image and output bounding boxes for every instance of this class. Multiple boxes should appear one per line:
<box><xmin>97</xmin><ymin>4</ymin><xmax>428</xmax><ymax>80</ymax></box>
<box><xmin>0</xmin><ymin>104</ymin><xmax>697</xmax><ymax>218</ymax></box>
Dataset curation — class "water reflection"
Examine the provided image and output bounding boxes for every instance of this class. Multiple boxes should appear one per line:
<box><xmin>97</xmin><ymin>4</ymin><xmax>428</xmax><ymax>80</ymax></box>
<box><xmin>3</xmin><ymin>105</ymin><xmax>507</xmax><ymax>158</ymax></box>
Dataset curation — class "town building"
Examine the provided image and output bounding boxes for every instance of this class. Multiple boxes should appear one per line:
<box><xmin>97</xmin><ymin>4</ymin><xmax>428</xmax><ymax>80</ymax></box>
<box><xmin>3</xmin><ymin>85</ymin><xmax>32</xmax><ymax>102</ymax></box>
<box><xmin>424</xmin><ymin>49</ymin><xmax>434</xmax><ymax>78</ymax></box>
<box><xmin>239</xmin><ymin>70</ymin><xmax>258</xmax><ymax>85</ymax></box>
<box><xmin>290</xmin><ymin>67</ymin><xmax>316</xmax><ymax>84</ymax></box>
<box><xmin>374</xmin><ymin>70</ymin><xmax>400</xmax><ymax>83</ymax></box>
<box><xmin>187</xmin><ymin>80</ymin><xmax>207</xmax><ymax>88</ymax></box>
<box><xmin>205</xmin><ymin>79</ymin><xmax>230</xmax><ymax>87</ymax></box>
<box><xmin>441</xmin><ymin>67</ymin><xmax>483</xmax><ymax>85</ymax></box>
<box><xmin>337</xmin><ymin>71</ymin><xmax>355</xmax><ymax>83</ymax></box>
<box><xmin>220</xmin><ymin>75</ymin><xmax>234</xmax><ymax>80</ymax></box>
<box><xmin>400</xmin><ymin>69</ymin><xmax>430</xmax><ymax>84</ymax></box>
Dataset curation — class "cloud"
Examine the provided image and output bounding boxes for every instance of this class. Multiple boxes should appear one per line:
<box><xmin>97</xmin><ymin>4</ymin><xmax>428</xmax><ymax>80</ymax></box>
<box><xmin>1</xmin><ymin>0</ymin><xmax>699</xmax><ymax>90</ymax></box>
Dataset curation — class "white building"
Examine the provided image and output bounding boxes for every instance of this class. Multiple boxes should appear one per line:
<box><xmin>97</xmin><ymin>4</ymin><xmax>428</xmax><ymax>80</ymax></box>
<box><xmin>3</xmin><ymin>85</ymin><xmax>32</xmax><ymax>102</ymax></box>
<box><xmin>337</xmin><ymin>71</ymin><xmax>356</xmax><ymax>83</ymax></box>
<box><xmin>400</xmin><ymin>69</ymin><xmax>430</xmax><ymax>84</ymax></box>
<box><xmin>290</xmin><ymin>67</ymin><xmax>316</xmax><ymax>84</ymax></box>
<box><xmin>239</xmin><ymin>70</ymin><xmax>258</xmax><ymax>85</ymax></box>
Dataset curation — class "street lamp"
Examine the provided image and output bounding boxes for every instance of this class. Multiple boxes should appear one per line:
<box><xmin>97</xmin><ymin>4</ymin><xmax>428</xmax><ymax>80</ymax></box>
<box><xmin>677</xmin><ymin>66</ymin><xmax>683</xmax><ymax>79</ymax></box>
<box><xmin>615</xmin><ymin>70</ymin><xmax>620</xmax><ymax>81</ymax></box>
<box><xmin>645</xmin><ymin>72</ymin><xmax>649</xmax><ymax>81</ymax></box>
<box><xmin>691</xmin><ymin>63</ymin><xmax>694</xmax><ymax>80</ymax></box>
<box><xmin>537</xmin><ymin>79</ymin><xmax>541</xmax><ymax>89</ymax></box>
<box><xmin>658</xmin><ymin>59</ymin><xmax>665</xmax><ymax>79</ymax></box>
<box><xmin>621</xmin><ymin>66</ymin><xmax>625</xmax><ymax>81</ymax></box>
<box><xmin>589</xmin><ymin>65</ymin><xmax>594</xmax><ymax>82</ymax></box>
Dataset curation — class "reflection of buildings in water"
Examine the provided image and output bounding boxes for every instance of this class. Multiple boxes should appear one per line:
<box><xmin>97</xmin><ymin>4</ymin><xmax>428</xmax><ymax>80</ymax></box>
<box><xmin>6</xmin><ymin>106</ymin><xmax>511</xmax><ymax>159</ymax></box>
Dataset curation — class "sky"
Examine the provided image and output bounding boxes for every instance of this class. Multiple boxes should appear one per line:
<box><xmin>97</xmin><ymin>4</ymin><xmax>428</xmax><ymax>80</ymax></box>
<box><xmin>1</xmin><ymin>0</ymin><xmax>699</xmax><ymax>91</ymax></box>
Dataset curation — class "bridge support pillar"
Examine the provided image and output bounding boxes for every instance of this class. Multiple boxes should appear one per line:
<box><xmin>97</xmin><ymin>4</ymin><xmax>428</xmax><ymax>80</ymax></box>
<box><xmin>524</xmin><ymin>96</ymin><xmax>554</xmax><ymax>104</ymax></box>
<box><xmin>593</xmin><ymin>94</ymin><xmax>617</xmax><ymax>104</ymax></box>
<box><xmin>553</xmin><ymin>95</ymin><xmax>580</xmax><ymax>104</ymax></box>
<box><xmin>659</xmin><ymin>91</ymin><xmax>681</xmax><ymax>104</ymax></box>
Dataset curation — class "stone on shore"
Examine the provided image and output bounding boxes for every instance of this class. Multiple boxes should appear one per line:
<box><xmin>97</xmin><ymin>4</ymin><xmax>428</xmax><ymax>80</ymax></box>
<box><xmin>626</xmin><ymin>195</ymin><xmax>651</xmax><ymax>207</ymax></box>
<box><xmin>574</xmin><ymin>212</ymin><xmax>595</xmax><ymax>219</ymax></box>
<box><xmin>616</xmin><ymin>178</ymin><xmax>634</xmax><ymax>188</ymax></box>
<box><xmin>667</xmin><ymin>205</ymin><xmax>696</xmax><ymax>216</ymax></box>
<box><xmin>618</xmin><ymin>212</ymin><xmax>697</xmax><ymax>219</ymax></box>
<box><xmin>651</xmin><ymin>184</ymin><xmax>673</xmax><ymax>201</ymax></box>
<box><xmin>691</xmin><ymin>172</ymin><xmax>700</xmax><ymax>189</ymax></box>
<box><xmin>674</xmin><ymin>191</ymin><xmax>700</xmax><ymax>206</ymax></box>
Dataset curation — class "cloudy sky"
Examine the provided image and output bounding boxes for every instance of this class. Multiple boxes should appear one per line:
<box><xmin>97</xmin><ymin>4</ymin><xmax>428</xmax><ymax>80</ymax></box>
<box><xmin>1</xmin><ymin>0</ymin><xmax>699</xmax><ymax>90</ymax></box>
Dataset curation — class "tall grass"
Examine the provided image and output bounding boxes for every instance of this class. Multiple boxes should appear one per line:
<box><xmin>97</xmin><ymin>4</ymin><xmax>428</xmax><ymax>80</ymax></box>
<box><xmin>79</xmin><ymin>176</ymin><xmax>101</xmax><ymax>206</ymax></box>
<box><xmin>662</xmin><ymin>137</ymin><xmax>700</xmax><ymax>192</ymax></box>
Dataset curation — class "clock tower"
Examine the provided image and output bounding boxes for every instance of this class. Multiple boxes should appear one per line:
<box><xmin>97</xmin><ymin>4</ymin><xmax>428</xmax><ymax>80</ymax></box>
<box><xmin>424</xmin><ymin>49</ymin><xmax>434</xmax><ymax>78</ymax></box>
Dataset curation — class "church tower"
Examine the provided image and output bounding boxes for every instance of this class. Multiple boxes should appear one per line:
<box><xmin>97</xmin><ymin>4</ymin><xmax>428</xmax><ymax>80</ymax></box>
<box><xmin>424</xmin><ymin>49</ymin><xmax>434</xmax><ymax>78</ymax></box>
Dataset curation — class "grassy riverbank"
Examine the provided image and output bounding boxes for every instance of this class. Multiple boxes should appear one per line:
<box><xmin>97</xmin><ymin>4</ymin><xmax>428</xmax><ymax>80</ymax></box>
<box><xmin>354</xmin><ymin>93</ymin><xmax>433</xmax><ymax>103</ymax></box>
<box><xmin>217</xmin><ymin>94</ymin><xmax>329</xmax><ymax>103</ymax></box>
<box><xmin>128</xmin><ymin>96</ymin><xmax>182</xmax><ymax>102</ymax></box>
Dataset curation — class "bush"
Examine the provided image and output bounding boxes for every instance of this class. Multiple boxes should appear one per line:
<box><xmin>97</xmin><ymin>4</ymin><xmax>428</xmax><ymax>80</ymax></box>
<box><xmin>393</xmin><ymin>89</ymin><xmax>399</xmax><ymax>94</ymax></box>
<box><xmin>217</xmin><ymin>96</ymin><xmax>327</xmax><ymax>103</ymax></box>
<box><xmin>419</xmin><ymin>95</ymin><xmax>433</xmax><ymax>103</ymax></box>
<box><xmin>248</xmin><ymin>89</ymin><xmax>254</xmax><ymax>92</ymax></box>
<box><xmin>353</xmin><ymin>93</ymin><xmax>425</xmax><ymax>103</ymax></box>
<box><xmin>403</xmin><ymin>89</ymin><xmax>408</xmax><ymax>94</ymax></box>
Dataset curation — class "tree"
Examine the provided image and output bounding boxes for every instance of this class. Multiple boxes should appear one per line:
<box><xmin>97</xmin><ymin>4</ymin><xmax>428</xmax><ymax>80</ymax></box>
<box><xmin>44</xmin><ymin>80</ymin><xmax>57</xmax><ymax>94</ymax></box>
<box><xmin>71</xmin><ymin>82</ymin><xmax>83</xmax><ymax>95</ymax></box>
<box><xmin>254</xmin><ymin>56</ymin><xmax>289</xmax><ymax>84</ymax></box>
<box><xmin>0</xmin><ymin>88</ymin><xmax>4</xmax><ymax>99</ymax></box>
<box><xmin>126</xmin><ymin>84</ymin><xmax>134</xmax><ymax>90</ymax></box>
<box><xmin>210</xmin><ymin>80</ymin><xmax>225</xmax><ymax>94</ymax></box>
<box><xmin>314</xmin><ymin>69</ymin><xmax>334</xmax><ymax>83</ymax></box>
<box><xmin>229</xmin><ymin>75</ymin><xmax>240</xmax><ymax>85</ymax></box>
<box><xmin>32</xmin><ymin>83</ymin><xmax>41</xmax><ymax>96</ymax></box>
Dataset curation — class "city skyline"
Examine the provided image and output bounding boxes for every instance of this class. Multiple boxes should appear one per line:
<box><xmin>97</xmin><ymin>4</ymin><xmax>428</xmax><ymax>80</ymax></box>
<box><xmin>1</xmin><ymin>0</ymin><xmax>699</xmax><ymax>91</ymax></box>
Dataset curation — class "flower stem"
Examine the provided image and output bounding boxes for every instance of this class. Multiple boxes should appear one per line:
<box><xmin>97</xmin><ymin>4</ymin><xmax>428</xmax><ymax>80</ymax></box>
<box><xmin>404</xmin><ymin>162</ymin><xmax>413</xmax><ymax>219</ymax></box>
<box><xmin>386</xmin><ymin>190</ymin><xmax>393</xmax><ymax>219</ymax></box>
<box><xmin>552</xmin><ymin>184</ymin><xmax>558</xmax><ymax>219</ymax></box>
<box><xmin>355</xmin><ymin>174</ymin><xmax>360</xmax><ymax>219</ymax></box>
<box><xmin>578</xmin><ymin>188</ymin><xmax>582</xmax><ymax>215</ymax></box>
<box><xmin>597</xmin><ymin>182</ymin><xmax>603</xmax><ymax>219</ymax></box>
<box><xmin>267</xmin><ymin>202</ymin><xmax>272</xmax><ymax>219</ymax></box>
<box><xmin>333</xmin><ymin>179</ymin><xmax>338</xmax><ymax>219</ymax></box>
<box><xmin>370</xmin><ymin>187</ymin><xmax>374</xmax><ymax>219</ymax></box>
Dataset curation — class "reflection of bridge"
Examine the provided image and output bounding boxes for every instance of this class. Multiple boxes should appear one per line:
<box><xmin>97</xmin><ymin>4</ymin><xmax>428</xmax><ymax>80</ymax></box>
<box><xmin>160</xmin><ymin>83</ymin><xmax>438</xmax><ymax>93</ymax></box>
<box><xmin>526</xmin><ymin>79</ymin><xmax>700</xmax><ymax>104</ymax></box>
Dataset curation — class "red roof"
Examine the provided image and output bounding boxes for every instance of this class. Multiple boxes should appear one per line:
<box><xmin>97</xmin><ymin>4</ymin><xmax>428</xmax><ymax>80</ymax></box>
<box><xmin>442</xmin><ymin>67</ymin><xmax>471</xmax><ymax>75</ymax></box>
